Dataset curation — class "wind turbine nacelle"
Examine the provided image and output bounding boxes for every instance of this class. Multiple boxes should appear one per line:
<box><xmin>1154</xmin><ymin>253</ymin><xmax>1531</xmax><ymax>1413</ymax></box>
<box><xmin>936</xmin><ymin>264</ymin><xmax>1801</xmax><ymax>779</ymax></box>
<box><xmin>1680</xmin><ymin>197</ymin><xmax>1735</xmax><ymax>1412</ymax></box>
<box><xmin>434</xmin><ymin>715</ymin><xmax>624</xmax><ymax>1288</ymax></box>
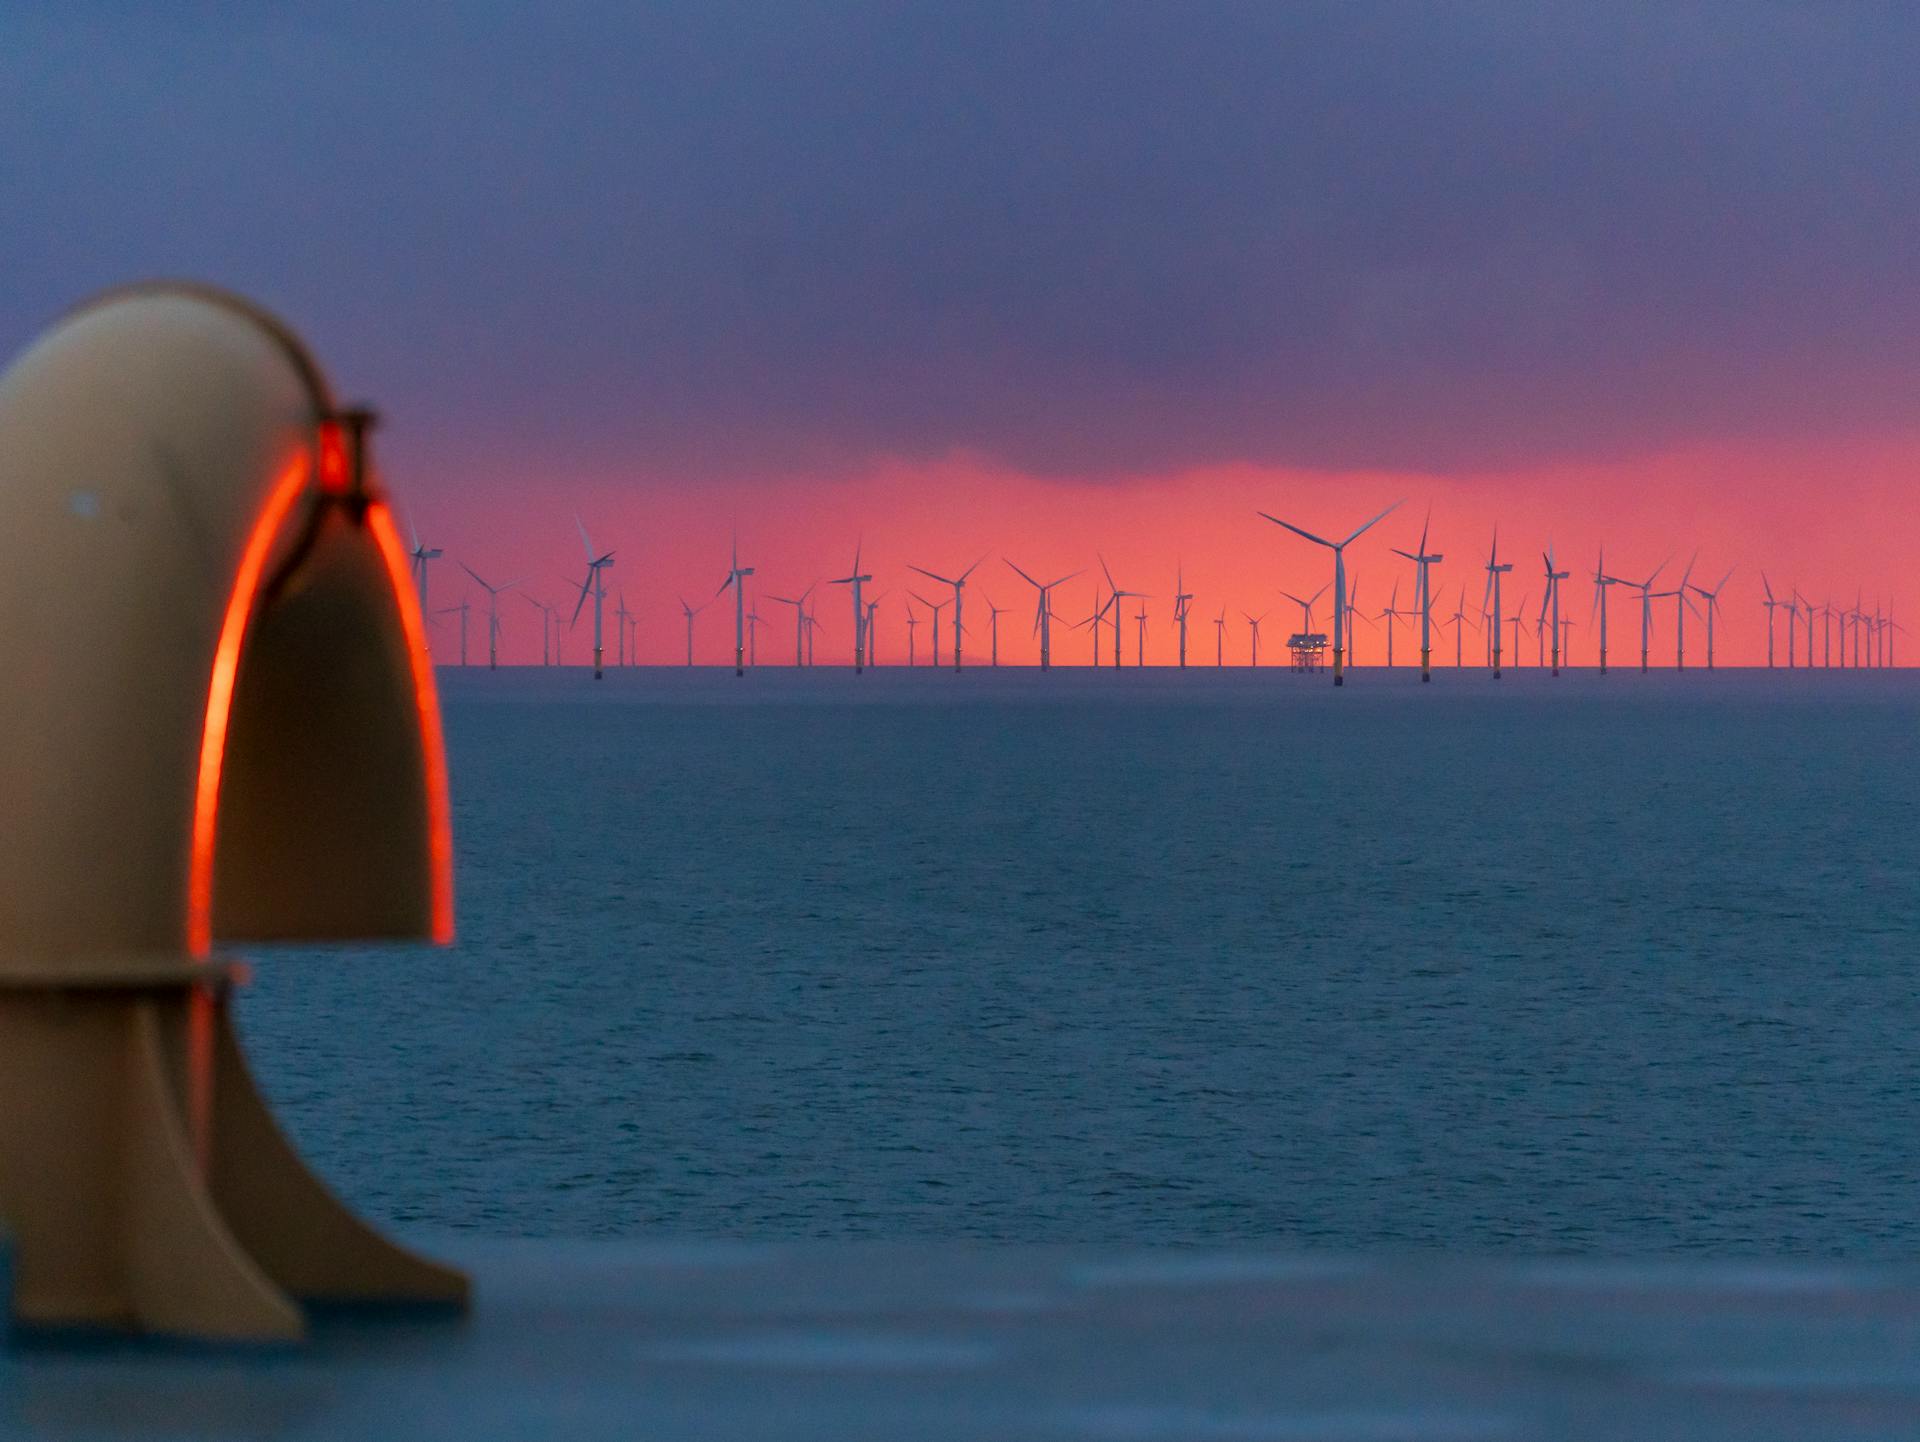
<box><xmin>0</xmin><ymin>284</ymin><xmax>465</xmax><ymax>1343</ymax></box>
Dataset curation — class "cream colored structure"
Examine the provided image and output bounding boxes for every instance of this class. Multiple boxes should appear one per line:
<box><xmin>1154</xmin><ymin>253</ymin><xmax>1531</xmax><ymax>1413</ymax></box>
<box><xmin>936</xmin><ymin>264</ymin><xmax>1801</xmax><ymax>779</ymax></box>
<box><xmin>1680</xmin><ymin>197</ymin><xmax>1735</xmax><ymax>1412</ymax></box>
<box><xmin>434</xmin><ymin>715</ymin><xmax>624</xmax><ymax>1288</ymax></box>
<box><xmin>0</xmin><ymin>284</ymin><xmax>467</xmax><ymax>1342</ymax></box>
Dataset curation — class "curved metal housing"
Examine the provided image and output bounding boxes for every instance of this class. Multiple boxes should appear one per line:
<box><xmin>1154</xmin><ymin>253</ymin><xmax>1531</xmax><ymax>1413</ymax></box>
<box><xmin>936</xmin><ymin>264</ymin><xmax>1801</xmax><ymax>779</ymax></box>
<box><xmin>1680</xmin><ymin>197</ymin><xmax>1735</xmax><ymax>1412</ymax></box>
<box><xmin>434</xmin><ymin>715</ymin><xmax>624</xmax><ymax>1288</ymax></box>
<box><xmin>0</xmin><ymin>285</ymin><xmax>465</xmax><ymax>1342</ymax></box>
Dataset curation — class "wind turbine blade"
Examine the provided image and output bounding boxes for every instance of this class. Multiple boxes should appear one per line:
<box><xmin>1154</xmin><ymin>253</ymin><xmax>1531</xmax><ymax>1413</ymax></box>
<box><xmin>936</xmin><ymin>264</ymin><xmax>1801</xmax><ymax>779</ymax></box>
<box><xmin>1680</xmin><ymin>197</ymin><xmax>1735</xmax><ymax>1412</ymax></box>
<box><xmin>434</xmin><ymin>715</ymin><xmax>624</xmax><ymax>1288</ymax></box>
<box><xmin>1340</xmin><ymin>500</ymin><xmax>1403</xmax><ymax>547</ymax></box>
<box><xmin>960</xmin><ymin>554</ymin><xmax>988</xmax><ymax>582</ymax></box>
<box><xmin>1005</xmin><ymin>559</ymin><xmax>1040</xmax><ymax>588</ymax></box>
<box><xmin>570</xmin><ymin>573</ymin><xmax>592</xmax><ymax>625</ymax></box>
<box><xmin>1258</xmin><ymin>512</ymin><xmax>1332</xmax><ymax>548</ymax></box>
<box><xmin>1099</xmin><ymin>553</ymin><xmax>1118</xmax><ymax>590</ymax></box>
<box><xmin>575</xmin><ymin>514</ymin><xmax>593</xmax><ymax>559</ymax></box>
<box><xmin>459</xmin><ymin>561</ymin><xmax>490</xmax><ymax>590</ymax></box>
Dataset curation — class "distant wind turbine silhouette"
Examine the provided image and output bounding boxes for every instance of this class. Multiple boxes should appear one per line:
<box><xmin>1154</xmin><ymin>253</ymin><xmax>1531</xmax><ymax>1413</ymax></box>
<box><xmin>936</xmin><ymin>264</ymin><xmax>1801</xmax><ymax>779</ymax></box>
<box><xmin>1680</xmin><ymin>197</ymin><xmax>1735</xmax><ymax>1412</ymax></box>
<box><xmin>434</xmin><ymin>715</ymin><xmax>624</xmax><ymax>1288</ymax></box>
<box><xmin>1759</xmin><ymin>573</ymin><xmax>1782</xmax><ymax>668</ymax></box>
<box><xmin>1482</xmin><ymin>529</ymin><xmax>1513</xmax><ymax>678</ymax></box>
<box><xmin>1172</xmin><ymin>566</ymin><xmax>1193</xmax><ymax>668</ymax></box>
<box><xmin>1243</xmin><ymin>610</ymin><xmax>1269</xmax><ymax>667</ymax></box>
<box><xmin>909</xmin><ymin>556</ymin><xmax>986</xmax><ymax>672</ymax></box>
<box><xmin>1097</xmin><ymin>555</ymin><xmax>1148</xmax><ymax>670</ymax></box>
<box><xmin>408</xmin><ymin>514</ymin><xmax>443</xmax><ymax>655</ymax></box>
<box><xmin>459</xmin><ymin>563</ymin><xmax>523</xmax><ymax>671</ymax></box>
<box><xmin>1541</xmin><ymin>546</ymin><xmax>1569</xmax><ymax>676</ymax></box>
<box><xmin>765</xmin><ymin>586</ymin><xmax>813</xmax><ymax>667</ymax></box>
<box><xmin>909</xmin><ymin>590</ymin><xmax>948</xmax><ymax>667</ymax></box>
<box><xmin>1689</xmin><ymin>565</ymin><xmax>1735</xmax><ymax>670</ymax></box>
<box><xmin>1391</xmin><ymin>511</ymin><xmax>1443</xmax><ymax>683</ymax></box>
<box><xmin>984</xmin><ymin>596</ymin><xmax>1007</xmax><ymax>666</ymax></box>
<box><xmin>677</xmin><ymin>595</ymin><xmax>708</xmax><ymax>667</ymax></box>
<box><xmin>436</xmin><ymin>599</ymin><xmax>470</xmax><ymax>667</ymax></box>
<box><xmin>719</xmin><ymin>536</ymin><xmax>755</xmax><ymax>676</ymax></box>
<box><xmin>1005</xmin><ymin>560</ymin><xmax>1081</xmax><ymax>672</ymax></box>
<box><xmin>570</xmin><ymin>516</ymin><xmax>615</xmax><ymax>679</ymax></box>
<box><xmin>1260</xmin><ymin>500</ymin><xmax>1399</xmax><ymax>686</ymax></box>
<box><xmin>827</xmin><ymin>543</ymin><xmax>873</xmax><ymax>673</ymax></box>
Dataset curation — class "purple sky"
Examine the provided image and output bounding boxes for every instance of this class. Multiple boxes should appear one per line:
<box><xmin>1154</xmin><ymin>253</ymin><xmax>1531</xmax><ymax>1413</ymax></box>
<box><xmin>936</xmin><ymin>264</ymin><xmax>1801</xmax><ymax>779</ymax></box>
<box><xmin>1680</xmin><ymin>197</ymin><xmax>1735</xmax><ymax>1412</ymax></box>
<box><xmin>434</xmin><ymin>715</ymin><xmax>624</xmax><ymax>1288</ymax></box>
<box><xmin>5</xmin><ymin>2</ymin><xmax>1919</xmax><ymax>494</ymax></box>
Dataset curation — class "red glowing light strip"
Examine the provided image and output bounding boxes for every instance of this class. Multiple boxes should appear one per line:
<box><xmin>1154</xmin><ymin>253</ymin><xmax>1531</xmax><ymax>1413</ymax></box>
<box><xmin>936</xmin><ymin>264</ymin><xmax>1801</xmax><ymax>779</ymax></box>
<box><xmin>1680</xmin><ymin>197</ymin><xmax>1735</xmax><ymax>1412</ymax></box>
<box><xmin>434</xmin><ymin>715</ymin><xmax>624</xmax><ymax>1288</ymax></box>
<box><xmin>366</xmin><ymin>499</ymin><xmax>457</xmax><ymax>944</ymax></box>
<box><xmin>188</xmin><ymin>454</ymin><xmax>310</xmax><ymax>958</ymax></box>
<box><xmin>188</xmin><ymin>459</ymin><xmax>457</xmax><ymax>956</ymax></box>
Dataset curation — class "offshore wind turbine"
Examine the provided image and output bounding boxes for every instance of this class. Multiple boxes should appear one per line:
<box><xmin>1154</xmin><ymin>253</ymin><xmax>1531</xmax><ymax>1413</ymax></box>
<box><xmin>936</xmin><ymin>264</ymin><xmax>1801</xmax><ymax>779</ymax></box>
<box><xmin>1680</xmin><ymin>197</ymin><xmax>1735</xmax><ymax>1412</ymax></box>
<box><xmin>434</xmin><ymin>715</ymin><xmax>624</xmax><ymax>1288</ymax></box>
<box><xmin>1689</xmin><ymin>565</ymin><xmax>1735</xmax><ymax>670</ymax></box>
<box><xmin>1097</xmin><ymin>555</ymin><xmax>1148</xmax><ymax>669</ymax></box>
<box><xmin>719</xmin><ymin>537</ymin><xmax>755</xmax><ymax>677</ymax></box>
<box><xmin>570</xmin><ymin>516</ymin><xmax>616</xmax><ymax>679</ymax></box>
<box><xmin>1172</xmin><ymin>566</ymin><xmax>1193</xmax><ymax>667</ymax></box>
<box><xmin>766</xmin><ymin>586</ymin><xmax>812</xmax><ymax>666</ymax></box>
<box><xmin>1279</xmin><ymin>583</ymin><xmax>1328</xmax><ymax>641</ymax></box>
<box><xmin>1347</xmin><ymin>579</ymin><xmax>1374</xmax><ymax>667</ymax></box>
<box><xmin>408</xmin><ymin>514</ymin><xmax>443</xmax><ymax>653</ymax></box>
<box><xmin>910</xmin><ymin>591</ymin><xmax>948</xmax><ymax>668</ymax></box>
<box><xmin>520</xmin><ymin>592</ymin><xmax>556</xmax><ymax>666</ymax></box>
<box><xmin>1259</xmin><ymin>500</ymin><xmax>1400</xmax><ymax>687</ymax></box>
<box><xmin>1134</xmin><ymin>601</ymin><xmax>1148</xmax><ymax>667</ymax></box>
<box><xmin>827</xmin><ymin>543</ymin><xmax>873</xmax><ymax>673</ymax></box>
<box><xmin>458</xmin><ymin>563</ymin><xmax>523</xmax><ymax>671</ymax></box>
<box><xmin>1214</xmin><ymin>606</ymin><xmax>1227</xmax><ymax>666</ymax></box>
<box><xmin>863</xmin><ymin>594</ymin><xmax>883</xmax><ymax>666</ymax></box>
<box><xmin>1446</xmin><ymin>584</ymin><xmax>1475</xmax><ymax>667</ymax></box>
<box><xmin>1391</xmin><ymin>512</ymin><xmax>1443</xmax><ymax>682</ymax></box>
<box><xmin>1619</xmin><ymin>558</ymin><xmax>1669</xmax><ymax>673</ymax></box>
<box><xmin>1662</xmin><ymin>554</ymin><xmax>1699</xmax><ymax>669</ymax></box>
<box><xmin>1376</xmin><ymin>579</ymin><xmax>1402</xmax><ymax>668</ymax></box>
<box><xmin>1482</xmin><ymin>529</ymin><xmax>1514</xmax><ymax>678</ymax></box>
<box><xmin>435</xmin><ymin>600</ymin><xmax>471</xmax><ymax>667</ymax></box>
<box><xmin>677</xmin><ymin>595</ymin><xmax>707</xmax><ymax>667</ymax></box>
<box><xmin>1006</xmin><ymin>561</ymin><xmax>1080</xmax><ymax>672</ymax></box>
<box><xmin>614</xmin><ymin>592</ymin><xmax>635</xmax><ymax>667</ymax></box>
<box><xmin>984</xmin><ymin>597</ymin><xmax>1007</xmax><ymax>666</ymax></box>
<box><xmin>1541</xmin><ymin>547</ymin><xmax>1569</xmax><ymax>676</ymax></box>
<box><xmin>1243</xmin><ymin>610</ymin><xmax>1269</xmax><ymax>667</ymax></box>
<box><xmin>1760</xmin><ymin>574</ymin><xmax>1782</xmax><ymax>668</ymax></box>
<box><xmin>1506</xmin><ymin>591</ymin><xmax>1530</xmax><ymax>666</ymax></box>
<box><xmin>1786</xmin><ymin>588</ymin><xmax>1803</xmax><ymax>668</ymax></box>
<box><xmin>909</xmin><ymin>556</ymin><xmax>985</xmax><ymax>672</ymax></box>
<box><xmin>746</xmin><ymin>604</ymin><xmax>763</xmax><ymax>666</ymax></box>
<box><xmin>1591</xmin><ymin>548</ymin><xmax>1622</xmax><ymax>676</ymax></box>
<box><xmin>905</xmin><ymin>603</ymin><xmax>919</xmax><ymax>666</ymax></box>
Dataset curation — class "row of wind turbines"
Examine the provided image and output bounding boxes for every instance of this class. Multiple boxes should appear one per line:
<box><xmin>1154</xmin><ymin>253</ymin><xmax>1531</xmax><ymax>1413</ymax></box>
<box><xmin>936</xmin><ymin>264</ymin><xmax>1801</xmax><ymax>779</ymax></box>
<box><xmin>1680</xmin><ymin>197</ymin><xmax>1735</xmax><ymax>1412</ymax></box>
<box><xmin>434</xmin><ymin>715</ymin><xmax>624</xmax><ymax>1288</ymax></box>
<box><xmin>403</xmin><ymin>505</ymin><xmax>1902</xmax><ymax>681</ymax></box>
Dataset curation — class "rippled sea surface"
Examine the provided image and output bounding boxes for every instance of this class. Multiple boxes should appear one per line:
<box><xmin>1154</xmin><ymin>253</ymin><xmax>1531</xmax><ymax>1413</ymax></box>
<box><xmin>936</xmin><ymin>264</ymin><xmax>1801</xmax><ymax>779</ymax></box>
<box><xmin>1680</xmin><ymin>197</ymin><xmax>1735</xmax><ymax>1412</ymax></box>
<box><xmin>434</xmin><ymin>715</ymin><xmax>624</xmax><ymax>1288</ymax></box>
<box><xmin>242</xmin><ymin>666</ymin><xmax>1920</xmax><ymax>1254</ymax></box>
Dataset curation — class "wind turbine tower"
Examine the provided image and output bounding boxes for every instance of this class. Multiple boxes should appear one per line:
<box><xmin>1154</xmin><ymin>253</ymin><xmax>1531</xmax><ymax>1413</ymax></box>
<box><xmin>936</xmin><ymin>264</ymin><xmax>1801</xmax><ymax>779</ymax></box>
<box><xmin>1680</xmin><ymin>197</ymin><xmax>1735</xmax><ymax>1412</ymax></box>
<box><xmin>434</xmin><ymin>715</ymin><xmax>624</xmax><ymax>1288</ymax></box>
<box><xmin>1689</xmin><ymin>566</ymin><xmax>1734</xmax><ymax>670</ymax></box>
<box><xmin>1542</xmin><ymin>547</ymin><xmax>1569</xmax><ymax>676</ymax></box>
<box><xmin>1097</xmin><ymin>556</ymin><xmax>1148</xmax><ymax>670</ymax></box>
<box><xmin>459</xmin><ymin>563</ymin><xmax>522</xmax><ymax>671</ymax></box>
<box><xmin>570</xmin><ymin>516</ymin><xmax>616</xmax><ymax>679</ymax></box>
<box><xmin>1760</xmin><ymin>574</ymin><xmax>1781</xmax><ymax>668</ymax></box>
<box><xmin>909</xmin><ymin>556</ymin><xmax>985</xmax><ymax>672</ymax></box>
<box><xmin>910</xmin><ymin>591</ymin><xmax>948</xmax><ymax>668</ymax></box>
<box><xmin>1260</xmin><ymin>500</ymin><xmax>1400</xmax><ymax>686</ymax></box>
<box><xmin>678</xmin><ymin>596</ymin><xmax>707</xmax><ymax>667</ymax></box>
<box><xmin>408</xmin><ymin>516</ymin><xmax>443</xmax><ymax>654</ymax></box>
<box><xmin>1006</xmin><ymin>561</ymin><xmax>1080</xmax><ymax>672</ymax></box>
<box><xmin>766</xmin><ymin>588</ymin><xmax>811</xmax><ymax>666</ymax></box>
<box><xmin>719</xmin><ymin>537</ymin><xmax>755</xmax><ymax>677</ymax></box>
<box><xmin>436</xmin><ymin>600</ymin><xmax>470</xmax><ymax>667</ymax></box>
<box><xmin>1482</xmin><ymin>530</ymin><xmax>1513</xmax><ymax>678</ymax></box>
<box><xmin>1392</xmin><ymin>512</ymin><xmax>1443</xmax><ymax>682</ymax></box>
<box><xmin>1172</xmin><ymin>567</ymin><xmax>1193</xmax><ymax>667</ymax></box>
<box><xmin>827</xmin><ymin>544</ymin><xmax>873</xmax><ymax>673</ymax></box>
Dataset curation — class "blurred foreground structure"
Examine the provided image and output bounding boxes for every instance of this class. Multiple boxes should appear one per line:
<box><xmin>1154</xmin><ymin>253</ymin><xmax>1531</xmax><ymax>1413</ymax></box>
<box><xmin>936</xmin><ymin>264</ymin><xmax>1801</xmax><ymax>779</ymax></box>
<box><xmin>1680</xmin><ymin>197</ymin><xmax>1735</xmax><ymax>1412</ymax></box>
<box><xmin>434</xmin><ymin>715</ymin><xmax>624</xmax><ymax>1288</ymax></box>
<box><xmin>0</xmin><ymin>286</ymin><xmax>464</xmax><ymax>1342</ymax></box>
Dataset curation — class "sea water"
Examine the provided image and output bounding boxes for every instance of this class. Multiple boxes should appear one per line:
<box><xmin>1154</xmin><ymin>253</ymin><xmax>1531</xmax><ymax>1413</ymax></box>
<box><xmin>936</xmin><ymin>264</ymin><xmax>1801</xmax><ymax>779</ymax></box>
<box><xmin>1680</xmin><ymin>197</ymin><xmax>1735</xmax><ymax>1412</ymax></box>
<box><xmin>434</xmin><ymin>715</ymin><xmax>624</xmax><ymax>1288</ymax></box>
<box><xmin>241</xmin><ymin>666</ymin><xmax>1920</xmax><ymax>1255</ymax></box>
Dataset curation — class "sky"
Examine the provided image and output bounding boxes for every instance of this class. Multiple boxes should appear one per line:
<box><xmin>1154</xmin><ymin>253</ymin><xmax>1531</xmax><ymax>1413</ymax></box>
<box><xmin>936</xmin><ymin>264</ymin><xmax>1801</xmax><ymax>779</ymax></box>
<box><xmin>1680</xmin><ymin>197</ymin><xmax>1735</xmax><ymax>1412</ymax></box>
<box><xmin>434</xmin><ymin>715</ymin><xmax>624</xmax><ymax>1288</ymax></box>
<box><xmin>2</xmin><ymin>2</ymin><xmax>1916</xmax><ymax>665</ymax></box>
